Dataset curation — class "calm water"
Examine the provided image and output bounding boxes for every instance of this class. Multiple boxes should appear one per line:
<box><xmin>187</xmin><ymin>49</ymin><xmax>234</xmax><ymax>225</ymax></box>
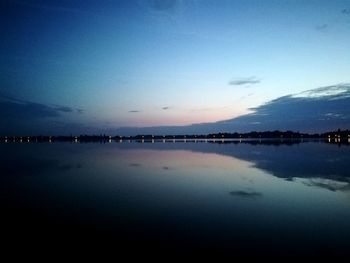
<box><xmin>1</xmin><ymin>141</ymin><xmax>350</xmax><ymax>256</ymax></box>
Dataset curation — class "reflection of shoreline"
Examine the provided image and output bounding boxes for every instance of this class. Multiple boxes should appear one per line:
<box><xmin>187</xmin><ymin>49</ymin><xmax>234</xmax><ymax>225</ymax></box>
<box><xmin>1</xmin><ymin>140</ymin><xmax>349</xmax><ymax>193</ymax></box>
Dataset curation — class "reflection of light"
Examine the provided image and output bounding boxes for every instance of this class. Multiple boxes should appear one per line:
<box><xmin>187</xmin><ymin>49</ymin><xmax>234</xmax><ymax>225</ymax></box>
<box><xmin>328</xmin><ymin>138</ymin><xmax>331</xmax><ymax>143</ymax></box>
<box><xmin>152</xmin><ymin>139</ymin><xmax>154</xmax><ymax>143</ymax></box>
<box><xmin>142</xmin><ymin>139</ymin><xmax>144</xmax><ymax>143</ymax></box>
<box><xmin>108</xmin><ymin>139</ymin><xmax>112</xmax><ymax>143</ymax></box>
<box><xmin>163</xmin><ymin>139</ymin><xmax>165</xmax><ymax>143</ymax></box>
<box><xmin>20</xmin><ymin>137</ymin><xmax>22</xmax><ymax>143</ymax></box>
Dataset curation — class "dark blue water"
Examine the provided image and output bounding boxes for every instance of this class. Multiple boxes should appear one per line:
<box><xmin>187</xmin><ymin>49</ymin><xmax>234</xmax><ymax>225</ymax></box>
<box><xmin>1</xmin><ymin>141</ymin><xmax>350</xmax><ymax>256</ymax></box>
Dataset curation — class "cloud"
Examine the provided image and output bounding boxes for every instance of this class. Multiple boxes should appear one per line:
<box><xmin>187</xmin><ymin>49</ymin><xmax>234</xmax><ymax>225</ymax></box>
<box><xmin>301</xmin><ymin>178</ymin><xmax>350</xmax><ymax>192</ymax></box>
<box><xmin>229</xmin><ymin>77</ymin><xmax>260</xmax><ymax>86</ymax></box>
<box><xmin>0</xmin><ymin>94</ymin><xmax>83</xmax><ymax>135</ymax></box>
<box><xmin>315</xmin><ymin>24</ymin><xmax>328</xmax><ymax>31</ymax></box>
<box><xmin>116</xmin><ymin>83</ymin><xmax>350</xmax><ymax>135</ymax></box>
<box><xmin>342</xmin><ymin>9</ymin><xmax>350</xmax><ymax>15</ymax></box>
<box><xmin>162</xmin><ymin>106</ymin><xmax>170</xmax><ymax>110</ymax></box>
<box><xmin>129</xmin><ymin>110</ymin><xmax>140</xmax><ymax>113</ymax></box>
<box><xmin>54</xmin><ymin>105</ymin><xmax>74</xmax><ymax>113</ymax></box>
<box><xmin>129</xmin><ymin>163</ymin><xmax>141</xmax><ymax>167</ymax></box>
<box><xmin>0</xmin><ymin>96</ymin><xmax>61</xmax><ymax>119</ymax></box>
<box><xmin>229</xmin><ymin>190</ymin><xmax>262</xmax><ymax>198</ymax></box>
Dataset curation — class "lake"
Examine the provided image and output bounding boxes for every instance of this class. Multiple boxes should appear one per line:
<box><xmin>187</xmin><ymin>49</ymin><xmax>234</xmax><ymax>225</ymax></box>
<box><xmin>1</xmin><ymin>140</ymin><xmax>350</xmax><ymax>257</ymax></box>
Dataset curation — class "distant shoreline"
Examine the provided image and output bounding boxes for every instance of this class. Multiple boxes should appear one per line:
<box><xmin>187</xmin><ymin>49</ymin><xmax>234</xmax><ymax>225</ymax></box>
<box><xmin>1</xmin><ymin>130</ymin><xmax>349</xmax><ymax>144</ymax></box>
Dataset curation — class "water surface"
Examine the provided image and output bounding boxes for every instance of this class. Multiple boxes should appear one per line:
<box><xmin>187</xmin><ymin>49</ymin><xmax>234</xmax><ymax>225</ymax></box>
<box><xmin>1</xmin><ymin>141</ymin><xmax>350</xmax><ymax>255</ymax></box>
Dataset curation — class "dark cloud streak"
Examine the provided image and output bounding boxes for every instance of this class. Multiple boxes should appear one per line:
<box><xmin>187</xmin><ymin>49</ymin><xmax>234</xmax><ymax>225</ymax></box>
<box><xmin>342</xmin><ymin>9</ymin><xmax>350</xmax><ymax>15</ymax></box>
<box><xmin>229</xmin><ymin>77</ymin><xmax>260</xmax><ymax>86</ymax></box>
<box><xmin>229</xmin><ymin>190</ymin><xmax>262</xmax><ymax>198</ymax></box>
<box><xmin>315</xmin><ymin>24</ymin><xmax>328</xmax><ymax>31</ymax></box>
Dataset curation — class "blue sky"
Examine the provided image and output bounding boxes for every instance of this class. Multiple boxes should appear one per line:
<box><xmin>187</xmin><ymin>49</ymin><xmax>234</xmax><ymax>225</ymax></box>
<box><xmin>1</xmin><ymin>0</ymin><xmax>350</xmax><ymax>134</ymax></box>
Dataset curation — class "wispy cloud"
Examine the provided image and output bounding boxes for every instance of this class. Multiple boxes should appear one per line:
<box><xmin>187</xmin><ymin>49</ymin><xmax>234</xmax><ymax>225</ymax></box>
<box><xmin>0</xmin><ymin>94</ymin><xmax>76</xmax><ymax>120</ymax></box>
<box><xmin>129</xmin><ymin>110</ymin><xmax>140</xmax><ymax>113</ymax></box>
<box><xmin>54</xmin><ymin>105</ymin><xmax>74</xmax><ymax>113</ymax></box>
<box><xmin>229</xmin><ymin>76</ymin><xmax>260</xmax><ymax>86</ymax></box>
<box><xmin>342</xmin><ymin>9</ymin><xmax>350</xmax><ymax>15</ymax></box>
<box><xmin>0</xmin><ymin>94</ymin><xmax>84</xmax><ymax>135</ymax></box>
<box><xmin>315</xmin><ymin>24</ymin><xmax>328</xmax><ymax>31</ymax></box>
<box><xmin>162</xmin><ymin>106</ymin><xmax>170</xmax><ymax>110</ymax></box>
<box><xmin>229</xmin><ymin>190</ymin><xmax>262</xmax><ymax>198</ymax></box>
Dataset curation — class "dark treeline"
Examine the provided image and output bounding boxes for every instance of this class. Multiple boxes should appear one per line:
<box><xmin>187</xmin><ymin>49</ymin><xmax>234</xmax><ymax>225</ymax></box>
<box><xmin>0</xmin><ymin>129</ymin><xmax>349</xmax><ymax>143</ymax></box>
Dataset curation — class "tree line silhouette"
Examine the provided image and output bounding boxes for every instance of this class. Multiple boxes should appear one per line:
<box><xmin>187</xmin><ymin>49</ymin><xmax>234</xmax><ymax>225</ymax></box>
<box><xmin>1</xmin><ymin>129</ymin><xmax>349</xmax><ymax>144</ymax></box>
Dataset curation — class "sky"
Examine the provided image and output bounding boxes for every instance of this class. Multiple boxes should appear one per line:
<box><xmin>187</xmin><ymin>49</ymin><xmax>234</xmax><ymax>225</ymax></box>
<box><xmin>1</xmin><ymin>0</ymin><xmax>350</xmax><ymax>135</ymax></box>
